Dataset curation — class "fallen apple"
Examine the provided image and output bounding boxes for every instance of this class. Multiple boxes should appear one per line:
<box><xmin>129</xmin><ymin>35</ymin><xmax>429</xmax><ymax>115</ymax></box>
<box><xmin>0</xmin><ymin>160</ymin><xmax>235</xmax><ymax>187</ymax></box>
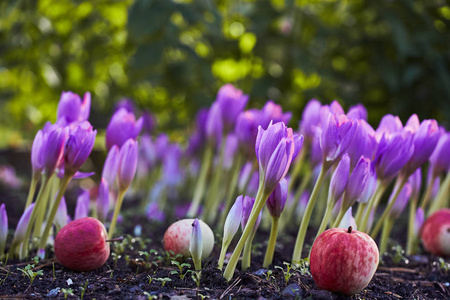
<box><xmin>163</xmin><ymin>219</ymin><xmax>214</xmax><ymax>259</ymax></box>
<box><xmin>54</xmin><ymin>217</ymin><xmax>110</xmax><ymax>271</ymax></box>
<box><xmin>310</xmin><ymin>226</ymin><xmax>379</xmax><ymax>295</ymax></box>
<box><xmin>421</xmin><ymin>208</ymin><xmax>450</xmax><ymax>257</ymax></box>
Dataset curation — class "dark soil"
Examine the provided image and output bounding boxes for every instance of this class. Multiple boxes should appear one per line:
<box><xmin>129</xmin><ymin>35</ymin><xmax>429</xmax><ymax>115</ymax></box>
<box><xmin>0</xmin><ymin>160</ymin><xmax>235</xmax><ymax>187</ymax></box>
<box><xmin>0</xmin><ymin>183</ymin><xmax>450</xmax><ymax>299</ymax></box>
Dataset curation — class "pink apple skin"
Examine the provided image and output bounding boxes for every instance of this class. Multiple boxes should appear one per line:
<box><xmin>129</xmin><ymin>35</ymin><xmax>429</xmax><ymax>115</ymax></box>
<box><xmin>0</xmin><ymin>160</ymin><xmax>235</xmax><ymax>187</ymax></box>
<box><xmin>421</xmin><ymin>208</ymin><xmax>450</xmax><ymax>257</ymax></box>
<box><xmin>55</xmin><ymin>217</ymin><xmax>110</xmax><ymax>271</ymax></box>
<box><xmin>310</xmin><ymin>227</ymin><xmax>379</xmax><ymax>295</ymax></box>
<box><xmin>163</xmin><ymin>219</ymin><xmax>214</xmax><ymax>259</ymax></box>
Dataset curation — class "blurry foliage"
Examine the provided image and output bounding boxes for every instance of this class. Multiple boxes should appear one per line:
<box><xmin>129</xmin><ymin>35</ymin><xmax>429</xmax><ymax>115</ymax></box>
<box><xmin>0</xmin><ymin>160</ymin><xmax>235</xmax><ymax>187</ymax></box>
<box><xmin>1</xmin><ymin>0</ymin><xmax>450</xmax><ymax>148</ymax></box>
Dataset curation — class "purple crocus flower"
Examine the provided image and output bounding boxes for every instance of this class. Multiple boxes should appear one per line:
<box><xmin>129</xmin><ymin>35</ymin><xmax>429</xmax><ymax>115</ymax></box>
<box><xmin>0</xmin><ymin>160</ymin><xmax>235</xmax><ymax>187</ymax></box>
<box><xmin>142</xmin><ymin>110</ymin><xmax>156</xmax><ymax>133</ymax></box>
<box><xmin>43</xmin><ymin>125</ymin><xmax>69</xmax><ymax>177</ymax></box>
<box><xmin>31</xmin><ymin>130</ymin><xmax>45</xmax><ymax>177</ymax></box>
<box><xmin>216</xmin><ymin>84</ymin><xmax>249</xmax><ymax>131</ymax></box>
<box><xmin>54</xmin><ymin>196</ymin><xmax>69</xmax><ymax>230</ymax></box>
<box><xmin>402</xmin><ymin>119</ymin><xmax>439</xmax><ymax>176</ymax></box>
<box><xmin>266</xmin><ymin>178</ymin><xmax>288</xmax><ymax>218</ymax></box>
<box><xmin>429</xmin><ymin>130</ymin><xmax>450</xmax><ymax>177</ymax></box>
<box><xmin>235</xmin><ymin>109</ymin><xmax>263</xmax><ymax>157</ymax></box>
<box><xmin>0</xmin><ymin>204</ymin><xmax>7</xmax><ymax>255</ymax></box>
<box><xmin>408</xmin><ymin>168</ymin><xmax>422</xmax><ymax>200</ymax></box>
<box><xmin>299</xmin><ymin>99</ymin><xmax>322</xmax><ymax>141</ymax></box>
<box><xmin>223</xmin><ymin>196</ymin><xmax>244</xmax><ymax>245</ymax></box>
<box><xmin>114</xmin><ymin>98</ymin><xmax>135</xmax><ymax>113</ymax></box>
<box><xmin>329</xmin><ymin>154</ymin><xmax>350</xmax><ymax>204</ymax></box>
<box><xmin>205</xmin><ymin>102</ymin><xmax>223</xmax><ymax>148</ymax></box>
<box><xmin>358</xmin><ymin>166</ymin><xmax>377</xmax><ymax>204</ymax></box>
<box><xmin>389</xmin><ymin>183</ymin><xmax>412</xmax><ymax>218</ymax></box>
<box><xmin>255</xmin><ymin>121</ymin><xmax>303</xmax><ymax>193</ymax></box>
<box><xmin>162</xmin><ymin>144</ymin><xmax>183</xmax><ymax>187</ymax></box>
<box><xmin>375</xmin><ymin>114</ymin><xmax>403</xmax><ymax>141</ymax></box>
<box><xmin>347</xmin><ymin>104</ymin><xmax>368</xmax><ymax>121</ymax></box>
<box><xmin>374</xmin><ymin>130</ymin><xmax>414</xmax><ymax>181</ymax></box>
<box><xmin>102</xmin><ymin>145</ymin><xmax>120</xmax><ymax>187</ymax></box>
<box><xmin>346</xmin><ymin>120</ymin><xmax>377</xmax><ymax>168</ymax></box>
<box><xmin>146</xmin><ymin>202</ymin><xmax>165</xmax><ymax>222</ymax></box>
<box><xmin>320</xmin><ymin>113</ymin><xmax>357</xmax><ymax>166</ymax></box>
<box><xmin>64</xmin><ymin>121</ymin><xmax>97</xmax><ymax>176</ymax></box>
<box><xmin>261</xmin><ymin>100</ymin><xmax>292</xmax><ymax>129</ymax></box>
<box><xmin>342</xmin><ymin>156</ymin><xmax>371</xmax><ymax>209</ymax></box>
<box><xmin>190</xmin><ymin>218</ymin><xmax>203</xmax><ymax>267</ymax></box>
<box><xmin>74</xmin><ymin>190</ymin><xmax>90</xmax><ymax>220</ymax></box>
<box><xmin>13</xmin><ymin>203</ymin><xmax>34</xmax><ymax>245</ymax></box>
<box><xmin>329</xmin><ymin>100</ymin><xmax>345</xmax><ymax>116</ymax></box>
<box><xmin>117</xmin><ymin>138</ymin><xmax>139</xmax><ymax>190</ymax></box>
<box><xmin>223</xmin><ymin>134</ymin><xmax>239</xmax><ymax>170</ymax></box>
<box><xmin>310</xmin><ymin>129</ymin><xmax>323</xmax><ymax>168</ymax></box>
<box><xmin>56</xmin><ymin>91</ymin><xmax>91</xmax><ymax>125</ymax></box>
<box><xmin>105</xmin><ymin>108</ymin><xmax>143</xmax><ymax>151</ymax></box>
<box><xmin>97</xmin><ymin>178</ymin><xmax>110</xmax><ymax>223</ymax></box>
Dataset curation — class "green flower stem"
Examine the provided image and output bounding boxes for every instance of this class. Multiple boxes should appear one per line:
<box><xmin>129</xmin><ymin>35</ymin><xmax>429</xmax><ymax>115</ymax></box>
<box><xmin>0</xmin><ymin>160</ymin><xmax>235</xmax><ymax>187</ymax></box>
<box><xmin>204</xmin><ymin>137</ymin><xmax>226</xmax><ymax>223</ymax></box>
<box><xmin>32</xmin><ymin>176</ymin><xmax>54</xmax><ymax>239</ymax></box>
<box><xmin>24</xmin><ymin>173</ymin><xmax>40</xmax><ymax>211</ymax></box>
<box><xmin>39</xmin><ymin>174</ymin><xmax>72</xmax><ymax>249</ymax></box>
<box><xmin>331</xmin><ymin>206</ymin><xmax>347</xmax><ymax>229</ymax></box>
<box><xmin>217</xmin><ymin>154</ymin><xmax>243</xmax><ymax>230</ymax></box>
<box><xmin>263</xmin><ymin>216</ymin><xmax>279</xmax><ymax>268</ymax></box>
<box><xmin>287</xmin><ymin>146</ymin><xmax>308</xmax><ymax>193</ymax></box>
<box><xmin>187</xmin><ymin>145</ymin><xmax>213</xmax><ymax>218</ymax></box>
<box><xmin>218</xmin><ymin>240</ymin><xmax>231</xmax><ymax>270</ymax></box>
<box><xmin>419</xmin><ymin>174</ymin><xmax>437</xmax><ymax>212</ymax></box>
<box><xmin>359</xmin><ymin>180</ymin><xmax>387</xmax><ymax>233</ymax></box>
<box><xmin>241</xmin><ymin>226</ymin><xmax>258</xmax><ymax>271</ymax></box>
<box><xmin>370</xmin><ymin>178</ymin><xmax>407</xmax><ymax>238</ymax></box>
<box><xmin>291</xmin><ymin>165</ymin><xmax>327</xmax><ymax>265</ymax></box>
<box><xmin>21</xmin><ymin>175</ymin><xmax>51</xmax><ymax>258</ymax></box>
<box><xmin>379</xmin><ymin>217</ymin><xmax>394</xmax><ymax>254</ymax></box>
<box><xmin>406</xmin><ymin>195</ymin><xmax>419</xmax><ymax>255</ymax></box>
<box><xmin>428</xmin><ymin>171</ymin><xmax>450</xmax><ymax>215</ymax></box>
<box><xmin>108</xmin><ymin>188</ymin><xmax>127</xmax><ymax>239</ymax></box>
<box><xmin>223</xmin><ymin>184</ymin><xmax>270</xmax><ymax>281</ymax></box>
<box><xmin>354</xmin><ymin>202</ymin><xmax>367</xmax><ymax>228</ymax></box>
<box><xmin>314</xmin><ymin>194</ymin><xmax>334</xmax><ymax>239</ymax></box>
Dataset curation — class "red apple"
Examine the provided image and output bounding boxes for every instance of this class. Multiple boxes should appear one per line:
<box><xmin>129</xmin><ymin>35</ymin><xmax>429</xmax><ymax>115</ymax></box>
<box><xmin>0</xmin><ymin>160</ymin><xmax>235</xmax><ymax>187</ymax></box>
<box><xmin>54</xmin><ymin>217</ymin><xmax>110</xmax><ymax>271</ymax></box>
<box><xmin>163</xmin><ymin>219</ymin><xmax>214</xmax><ymax>259</ymax></box>
<box><xmin>421</xmin><ymin>208</ymin><xmax>450</xmax><ymax>257</ymax></box>
<box><xmin>310</xmin><ymin>226</ymin><xmax>379</xmax><ymax>295</ymax></box>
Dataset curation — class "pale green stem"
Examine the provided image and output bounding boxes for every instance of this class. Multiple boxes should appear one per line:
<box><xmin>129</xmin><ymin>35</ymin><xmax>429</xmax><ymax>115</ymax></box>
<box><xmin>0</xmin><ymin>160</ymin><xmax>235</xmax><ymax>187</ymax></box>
<box><xmin>359</xmin><ymin>180</ymin><xmax>386</xmax><ymax>233</ymax></box>
<box><xmin>331</xmin><ymin>206</ymin><xmax>347</xmax><ymax>228</ymax></box>
<box><xmin>218</xmin><ymin>241</ymin><xmax>230</xmax><ymax>270</ymax></box>
<box><xmin>223</xmin><ymin>184</ymin><xmax>270</xmax><ymax>281</ymax></box>
<box><xmin>24</xmin><ymin>173</ymin><xmax>40</xmax><ymax>210</ymax></box>
<box><xmin>379</xmin><ymin>217</ymin><xmax>394</xmax><ymax>254</ymax></box>
<box><xmin>315</xmin><ymin>194</ymin><xmax>334</xmax><ymax>238</ymax></box>
<box><xmin>39</xmin><ymin>174</ymin><xmax>72</xmax><ymax>249</ymax></box>
<box><xmin>406</xmin><ymin>195</ymin><xmax>419</xmax><ymax>255</ymax></box>
<box><xmin>354</xmin><ymin>202</ymin><xmax>367</xmax><ymax>228</ymax></box>
<box><xmin>263</xmin><ymin>216</ymin><xmax>279</xmax><ymax>268</ymax></box>
<box><xmin>428</xmin><ymin>172</ymin><xmax>450</xmax><ymax>216</ymax></box>
<box><xmin>193</xmin><ymin>256</ymin><xmax>202</xmax><ymax>271</ymax></box>
<box><xmin>241</xmin><ymin>227</ymin><xmax>257</xmax><ymax>271</ymax></box>
<box><xmin>419</xmin><ymin>174</ymin><xmax>437</xmax><ymax>212</ymax></box>
<box><xmin>218</xmin><ymin>154</ymin><xmax>243</xmax><ymax>230</ymax></box>
<box><xmin>370</xmin><ymin>178</ymin><xmax>407</xmax><ymax>238</ymax></box>
<box><xmin>291</xmin><ymin>165</ymin><xmax>327</xmax><ymax>265</ymax></box>
<box><xmin>32</xmin><ymin>176</ymin><xmax>53</xmax><ymax>239</ymax></box>
<box><xmin>187</xmin><ymin>145</ymin><xmax>213</xmax><ymax>217</ymax></box>
<box><xmin>108</xmin><ymin>188</ymin><xmax>127</xmax><ymax>239</ymax></box>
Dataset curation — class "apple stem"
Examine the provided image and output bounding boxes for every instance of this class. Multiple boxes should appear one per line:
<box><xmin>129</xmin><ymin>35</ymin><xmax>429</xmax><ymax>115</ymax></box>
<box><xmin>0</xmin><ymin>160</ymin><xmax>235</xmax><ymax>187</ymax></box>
<box><xmin>106</xmin><ymin>236</ymin><xmax>124</xmax><ymax>243</ymax></box>
<box><xmin>347</xmin><ymin>226</ymin><xmax>353</xmax><ymax>233</ymax></box>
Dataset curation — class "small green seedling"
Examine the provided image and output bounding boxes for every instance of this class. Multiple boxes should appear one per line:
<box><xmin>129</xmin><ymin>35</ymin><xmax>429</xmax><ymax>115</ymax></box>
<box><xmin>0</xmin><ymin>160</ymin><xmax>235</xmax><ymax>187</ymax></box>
<box><xmin>139</xmin><ymin>250</ymin><xmax>158</xmax><ymax>268</ymax></box>
<box><xmin>437</xmin><ymin>258</ymin><xmax>450</xmax><ymax>273</ymax></box>
<box><xmin>156</xmin><ymin>277</ymin><xmax>171</xmax><ymax>287</ymax></box>
<box><xmin>197</xmin><ymin>293</ymin><xmax>210</xmax><ymax>300</ymax></box>
<box><xmin>391</xmin><ymin>245</ymin><xmax>408</xmax><ymax>264</ymax></box>
<box><xmin>61</xmin><ymin>288</ymin><xmax>73</xmax><ymax>299</ymax></box>
<box><xmin>80</xmin><ymin>279</ymin><xmax>88</xmax><ymax>300</ymax></box>
<box><xmin>170</xmin><ymin>261</ymin><xmax>192</xmax><ymax>280</ymax></box>
<box><xmin>147</xmin><ymin>269</ymin><xmax>158</xmax><ymax>284</ymax></box>
<box><xmin>275</xmin><ymin>262</ymin><xmax>298</xmax><ymax>286</ymax></box>
<box><xmin>142</xmin><ymin>291</ymin><xmax>157</xmax><ymax>300</ymax></box>
<box><xmin>17</xmin><ymin>256</ymin><xmax>43</xmax><ymax>287</ymax></box>
<box><xmin>191</xmin><ymin>270</ymin><xmax>201</xmax><ymax>288</ymax></box>
<box><xmin>295</xmin><ymin>258</ymin><xmax>311</xmax><ymax>276</ymax></box>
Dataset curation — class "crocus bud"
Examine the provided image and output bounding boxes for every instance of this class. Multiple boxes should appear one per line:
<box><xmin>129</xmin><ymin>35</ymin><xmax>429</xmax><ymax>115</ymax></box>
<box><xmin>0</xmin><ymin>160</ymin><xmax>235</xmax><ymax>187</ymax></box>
<box><xmin>342</xmin><ymin>156</ymin><xmax>371</xmax><ymax>209</ymax></box>
<box><xmin>329</xmin><ymin>100</ymin><xmax>345</xmax><ymax>115</ymax></box>
<box><xmin>56</xmin><ymin>91</ymin><xmax>91</xmax><ymax>125</ymax></box>
<box><xmin>235</xmin><ymin>109</ymin><xmax>263</xmax><ymax>157</ymax></box>
<box><xmin>414</xmin><ymin>207</ymin><xmax>424</xmax><ymax>237</ymax></box>
<box><xmin>402</xmin><ymin>119</ymin><xmax>439</xmax><ymax>176</ymax></box>
<box><xmin>31</xmin><ymin>130</ymin><xmax>45</xmax><ymax>177</ymax></box>
<box><xmin>0</xmin><ymin>204</ymin><xmax>7</xmax><ymax>255</ymax></box>
<box><xmin>347</xmin><ymin>104</ymin><xmax>368</xmax><ymax>121</ymax></box>
<box><xmin>54</xmin><ymin>197</ymin><xmax>69</xmax><ymax>230</ymax></box>
<box><xmin>74</xmin><ymin>190</ymin><xmax>90</xmax><ymax>220</ymax></box>
<box><xmin>261</xmin><ymin>100</ymin><xmax>292</xmax><ymax>129</ymax></box>
<box><xmin>299</xmin><ymin>99</ymin><xmax>322</xmax><ymax>141</ymax></box>
<box><xmin>43</xmin><ymin>125</ymin><xmax>69</xmax><ymax>177</ymax></box>
<box><xmin>97</xmin><ymin>179</ymin><xmax>110</xmax><ymax>223</ymax></box>
<box><xmin>266</xmin><ymin>178</ymin><xmax>288</xmax><ymax>218</ymax></box>
<box><xmin>255</xmin><ymin>121</ymin><xmax>304</xmax><ymax>193</ymax></box>
<box><xmin>64</xmin><ymin>121</ymin><xmax>97</xmax><ymax>176</ymax></box>
<box><xmin>12</xmin><ymin>203</ymin><xmax>35</xmax><ymax>245</ymax></box>
<box><xmin>190</xmin><ymin>218</ymin><xmax>203</xmax><ymax>270</ymax></box>
<box><xmin>329</xmin><ymin>154</ymin><xmax>350</xmax><ymax>204</ymax></box>
<box><xmin>117</xmin><ymin>139</ymin><xmax>139</xmax><ymax>191</ymax></box>
<box><xmin>216</xmin><ymin>84</ymin><xmax>249</xmax><ymax>131</ymax></box>
<box><xmin>105</xmin><ymin>108</ymin><xmax>143</xmax><ymax>150</ymax></box>
<box><xmin>389</xmin><ymin>183</ymin><xmax>412</xmax><ymax>219</ymax></box>
<box><xmin>358</xmin><ymin>167</ymin><xmax>377</xmax><ymax>204</ymax></box>
<box><xmin>102</xmin><ymin>145</ymin><xmax>120</xmax><ymax>187</ymax></box>
<box><xmin>320</xmin><ymin>113</ymin><xmax>357</xmax><ymax>165</ymax></box>
<box><xmin>223</xmin><ymin>134</ymin><xmax>239</xmax><ymax>170</ymax></box>
<box><xmin>338</xmin><ymin>207</ymin><xmax>357</xmax><ymax>230</ymax></box>
<box><xmin>429</xmin><ymin>131</ymin><xmax>450</xmax><ymax>177</ymax></box>
<box><xmin>409</xmin><ymin>168</ymin><xmax>422</xmax><ymax>201</ymax></box>
<box><xmin>223</xmin><ymin>196</ymin><xmax>244</xmax><ymax>246</ymax></box>
<box><xmin>205</xmin><ymin>102</ymin><xmax>223</xmax><ymax>148</ymax></box>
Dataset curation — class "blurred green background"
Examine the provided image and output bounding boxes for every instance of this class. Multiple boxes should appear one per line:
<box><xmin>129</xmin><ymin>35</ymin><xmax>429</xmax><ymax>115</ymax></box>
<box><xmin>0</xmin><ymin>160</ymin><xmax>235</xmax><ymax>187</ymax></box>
<box><xmin>1</xmin><ymin>0</ymin><xmax>450</xmax><ymax>148</ymax></box>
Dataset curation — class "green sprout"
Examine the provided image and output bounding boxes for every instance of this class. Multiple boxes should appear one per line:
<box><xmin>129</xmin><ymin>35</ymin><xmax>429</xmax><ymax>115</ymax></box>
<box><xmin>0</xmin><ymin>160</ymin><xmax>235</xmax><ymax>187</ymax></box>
<box><xmin>17</xmin><ymin>257</ymin><xmax>43</xmax><ymax>287</ymax></box>
<box><xmin>191</xmin><ymin>270</ymin><xmax>201</xmax><ymax>288</ymax></box>
<box><xmin>80</xmin><ymin>279</ymin><xmax>88</xmax><ymax>300</ymax></box>
<box><xmin>170</xmin><ymin>261</ymin><xmax>192</xmax><ymax>280</ymax></box>
<box><xmin>156</xmin><ymin>277</ymin><xmax>172</xmax><ymax>287</ymax></box>
<box><xmin>275</xmin><ymin>262</ymin><xmax>299</xmax><ymax>286</ymax></box>
<box><xmin>61</xmin><ymin>288</ymin><xmax>73</xmax><ymax>299</ymax></box>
